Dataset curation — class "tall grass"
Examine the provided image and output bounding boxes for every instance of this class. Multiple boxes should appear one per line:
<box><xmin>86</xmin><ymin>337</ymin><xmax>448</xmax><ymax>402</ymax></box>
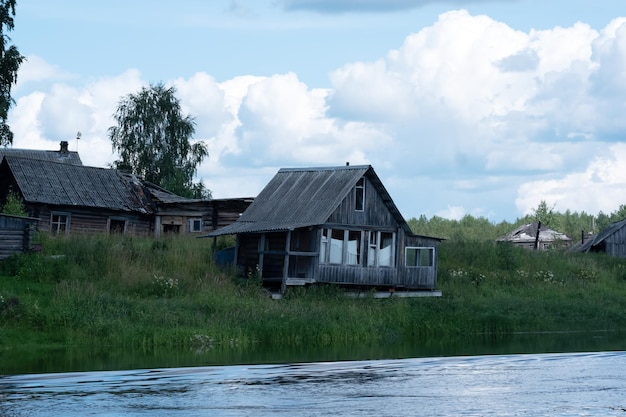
<box><xmin>1</xmin><ymin>235</ymin><xmax>625</xmax><ymax>351</ymax></box>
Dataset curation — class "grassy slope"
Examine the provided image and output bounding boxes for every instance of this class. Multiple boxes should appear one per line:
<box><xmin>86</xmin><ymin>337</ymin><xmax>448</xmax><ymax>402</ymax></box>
<box><xmin>1</xmin><ymin>235</ymin><xmax>625</xmax><ymax>351</ymax></box>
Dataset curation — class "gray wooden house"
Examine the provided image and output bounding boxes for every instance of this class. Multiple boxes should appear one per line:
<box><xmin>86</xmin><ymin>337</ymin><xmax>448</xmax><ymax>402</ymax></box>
<box><xmin>496</xmin><ymin>222</ymin><xmax>571</xmax><ymax>250</ymax></box>
<box><xmin>0</xmin><ymin>156</ymin><xmax>155</xmax><ymax>235</ymax></box>
<box><xmin>580</xmin><ymin>218</ymin><xmax>626</xmax><ymax>257</ymax></box>
<box><xmin>0</xmin><ymin>153</ymin><xmax>252</xmax><ymax>237</ymax></box>
<box><xmin>145</xmin><ymin>182</ymin><xmax>253</xmax><ymax>236</ymax></box>
<box><xmin>205</xmin><ymin>165</ymin><xmax>442</xmax><ymax>295</ymax></box>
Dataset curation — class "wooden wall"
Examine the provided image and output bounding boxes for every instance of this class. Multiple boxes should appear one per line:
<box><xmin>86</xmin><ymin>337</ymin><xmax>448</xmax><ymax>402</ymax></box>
<box><xmin>0</xmin><ymin>215</ymin><xmax>38</xmax><ymax>260</ymax></box>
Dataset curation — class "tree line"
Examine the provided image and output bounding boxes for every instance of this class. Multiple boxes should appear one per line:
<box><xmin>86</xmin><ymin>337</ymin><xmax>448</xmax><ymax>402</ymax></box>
<box><xmin>407</xmin><ymin>200</ymin><xmax>626</xmax><ymax>242</ymax></box>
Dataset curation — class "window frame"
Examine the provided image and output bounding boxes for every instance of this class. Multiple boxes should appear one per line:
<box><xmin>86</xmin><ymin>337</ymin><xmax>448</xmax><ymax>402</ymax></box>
<box><xmin>405</xmin><ymin>246</ymin><xmax>435</xmax><ymax>267</ymax></box>
<box><xmin>107</xmin><ymin>217</ymin><xmax>128</xmax><ymax>234</ymax></box>
<box><xmin>188</xmin><ymin>217</ymin><xmax>203</xmax><ymax>233</ymax></box>
<box><xmin>355</xmin><ymin>177</ymin><xmax>365</xmax><ymax>212</ymax></box>
<box><xmin>50</xmin><ymin>212</ymin><xmax>71</xmax><ymax>236</ymax></box>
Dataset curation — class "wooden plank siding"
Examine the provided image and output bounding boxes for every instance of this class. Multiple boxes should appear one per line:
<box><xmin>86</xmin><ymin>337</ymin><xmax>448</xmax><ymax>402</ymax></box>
<box><xmin>0</xmin><ymin>215</ymin><xmax>38</xmax><ymax>260</ymax></box>
<box><xmin>29</xmin><ymin>205</ymin><xmax>152</xmax><ymax>236</ymax></box>
<box><xmin>598</xmin><ymin>225</ymin><xmax>626</xmax><ymax>257</ymax></box>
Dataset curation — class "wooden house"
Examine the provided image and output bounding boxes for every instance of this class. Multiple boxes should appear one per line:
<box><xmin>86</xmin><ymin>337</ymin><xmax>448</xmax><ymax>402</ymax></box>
<box><xmin>0</xmin><ymin>214</ymin><xmax>38</xmax><ymax>260</ymax></box>
<box><xmin>205</xmin><ymin>165</ymin><xmax>443</xmax><ymax>295</ymax></box>
<box><xmin>496</xmin><ymin>222</ymin><xmax>571</xmax><ymax>250</ymax></box>
<box><xmin>0</xmin><ymin>156</ymin><xmax>155</xmax><ymax>236</ymax></box>
<box><xmin>0</xmin><ymin>153</ymin><xmax>252</xmax><ymax>238</ymax></box>
<box><xmin>580</xmin><ymin>218</ymin><xmax>626</xmax><ymax>257</ymax></box>
<box><xmin>146</xmin><ymin>182</ymin><xmax>253</xmax><ymax>236</ymax></box>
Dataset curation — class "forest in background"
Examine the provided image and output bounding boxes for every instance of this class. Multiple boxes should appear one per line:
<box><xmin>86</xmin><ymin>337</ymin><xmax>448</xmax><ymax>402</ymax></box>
<box><xmin>407</xmin><ymin>201</ymin><xmax>626</xmax><ymax>242</ymax></box>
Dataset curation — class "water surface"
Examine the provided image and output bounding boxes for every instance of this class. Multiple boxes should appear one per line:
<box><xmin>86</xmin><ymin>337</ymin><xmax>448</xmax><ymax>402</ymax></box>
<box><xmin>2</xmin><ymin>351</ymin><xmax>625</xmax><ymax>416</ymax></box>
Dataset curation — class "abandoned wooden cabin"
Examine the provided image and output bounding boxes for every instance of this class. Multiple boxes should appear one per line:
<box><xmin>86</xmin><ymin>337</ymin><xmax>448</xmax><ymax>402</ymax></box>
<box><xmin>496</xmin><ymin>222</ymin><xmax>571</xmax><ymax>250</ymax></box>
<box><xmin>145</xmin><ymin>182</ymin><xmax>253</xmax><ymax>236</ymax></box>
<box><xmin>0</xmin><ymin>155</ymin><xmax>155</xmax><ymax>235</ymax></box>
<box><xmin>205</xmin><ymin>165</ymin><xmax>443</xmax><ymax>295</ymax></box>
<box><xmin>579</xmin><ymin>218</ymin><xmax>626</xmax><ymax>258</ymax></box>
<box><xmin>0</xmin><ymin>154</ymin><xmax>253</xmax><ymax>237</ymax></box>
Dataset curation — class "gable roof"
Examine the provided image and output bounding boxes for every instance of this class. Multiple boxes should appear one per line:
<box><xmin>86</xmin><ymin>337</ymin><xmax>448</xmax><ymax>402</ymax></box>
<box><xmin>205</xmin><ymin>165</ymin><xmax>415</xmax><ymax>236</ymax></box>
<box><xmin>496</xmin><ymin>222</ymin><xmax>571</xmax><ymax>243</ymax></box>
<box><xmin>585</xmin><ymin>218</ymin><xmax>626</xmax><ymax>251</ymax></box>
<box><xmin>2</xmin><ymin>156</ymin><xmax>153</xmax><ymax>214</ymax></box>
<box><xmin>0</xmin><ymin>145</ymin><xmax>83</xmax><ymax>166</ymax></box>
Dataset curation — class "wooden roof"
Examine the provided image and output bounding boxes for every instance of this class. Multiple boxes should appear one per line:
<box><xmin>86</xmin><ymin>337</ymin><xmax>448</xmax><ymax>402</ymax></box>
<box><xmin>585</xmin><ymin>218</ymin><xmax>626</xmax><ymax>251</ymax></box>
<box><xmin>0</xmin><ymin>146</ymin><xmax>83</xmax><ymax>166</ymax></box>
<box><xmin>2</xmin><ymin>156</ymin><xmax>153</xmax><ymax>214</ymax></box>
<box><xmin>205</xmin><ymin>165</ymin><xmax>415</xmax><ymax>236</ymax></box>
<box><xmin>496</xmin><ymin>222</ymin><xmax>571</xmax><ymax>243</ymax></box>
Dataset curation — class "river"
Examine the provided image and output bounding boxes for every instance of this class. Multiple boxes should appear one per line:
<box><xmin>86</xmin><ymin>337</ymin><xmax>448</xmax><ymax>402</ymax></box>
<box><xmin>1</xmin><ymin>350</ymin><xmax>625</xmax><ymax>416</ymax></box>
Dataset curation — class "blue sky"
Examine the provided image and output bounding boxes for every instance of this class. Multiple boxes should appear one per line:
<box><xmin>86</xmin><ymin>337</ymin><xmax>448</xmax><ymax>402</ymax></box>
<box><xmin>7</xmin><ymin>0</ymin><xmax>626</xmax><ymax>223</ymax></box>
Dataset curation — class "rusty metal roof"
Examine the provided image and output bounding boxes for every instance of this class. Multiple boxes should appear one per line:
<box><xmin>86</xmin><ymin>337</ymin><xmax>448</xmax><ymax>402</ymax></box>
<box><xmin>2</xmin><ymin>156</ymin><xmax>153</xmax><ymax>213</ymax></box>
<box><xmin>205</xmin><ymin>165</ymin><xmax>415</xmax><ymax>236</ymax></box>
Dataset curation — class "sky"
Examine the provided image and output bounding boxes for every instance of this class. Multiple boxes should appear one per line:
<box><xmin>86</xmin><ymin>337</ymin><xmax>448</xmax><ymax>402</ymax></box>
<box><xmin>6</xmin><ymin>0</ymin><xmax>626</xmax><ymax>223</ymax></box>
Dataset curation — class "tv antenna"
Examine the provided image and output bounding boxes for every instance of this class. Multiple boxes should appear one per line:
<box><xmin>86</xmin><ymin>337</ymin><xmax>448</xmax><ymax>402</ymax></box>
<box><xmin>76</xmin><ymin>131</ymin><xmax>81</xmax><ymax>152</ymax></box>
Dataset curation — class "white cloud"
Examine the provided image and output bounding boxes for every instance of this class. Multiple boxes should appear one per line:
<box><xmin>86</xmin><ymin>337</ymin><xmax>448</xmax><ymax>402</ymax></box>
<box><xmin>516</xmin><ymin>143</ymin><xmax>626</xmax><ymax>215</ymax></box>
<box><xmin>7</xmin><ymin>11</ymin><xmax>626</xmax><ymax>221</ymax></box>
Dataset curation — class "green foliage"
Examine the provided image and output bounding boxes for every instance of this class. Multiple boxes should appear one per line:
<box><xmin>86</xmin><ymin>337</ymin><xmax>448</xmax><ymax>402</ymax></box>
<box><xmin>0</xmin><ymin>186</ymin><xmax>26</xmax><ymax>215</ymax></box>
<box><xmin>1</xmin><ymin>234</ymin><xmax>626</xmax><ymax>352</ymax></box>
<box><xmin>108</xmin><ymin>83</ymin><xmax>210</xmax><ymax>198</ymax></box>
<box><xmin>0</xmin><ymin>0</ymin><xmax>23</xmax><ymax>146</ymax></box>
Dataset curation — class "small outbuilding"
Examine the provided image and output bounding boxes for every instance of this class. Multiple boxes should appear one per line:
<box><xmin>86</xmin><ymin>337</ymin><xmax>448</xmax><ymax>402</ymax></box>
<box><xmin>496</xmin><ymin>222</ymin><xmax>571</xmax><ymax>250</ymax></box>
<box><xmin>205</xmin><ymin>165</ymin><xmax>442</xmax><ymax>296</ymax></box>
<box><xmin>0</xmin><ymin>214</ymin><xmax>38</xmax><ymax>260</ymax></box>
<box><xmin>580</xmin><ymin>218</ymin><xmax>626</xmax><ymax>258</ymax></box>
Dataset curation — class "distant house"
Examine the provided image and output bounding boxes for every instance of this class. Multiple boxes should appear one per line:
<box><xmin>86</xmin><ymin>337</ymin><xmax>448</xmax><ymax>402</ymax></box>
<box><xmin>578</xmin><ymin>218</ymin><xmax>626</xmax><ymax>258</ymax></box>
<box><xmin>496</xmin><ymin>222</ymin><xmax>571</xmax><ymax>250</ymax></box>
<box><xmin>0</xmin><ymin>152</ymin><xmax>252</xmax><ymax>237</ymax></box>
<box><xmin>205</xmin><ymin>165</ymin><xmax>443</xmax><ymax>295</ymax></box>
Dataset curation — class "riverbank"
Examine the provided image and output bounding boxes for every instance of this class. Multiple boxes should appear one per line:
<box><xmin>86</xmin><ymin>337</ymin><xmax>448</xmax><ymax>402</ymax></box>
<box><xmin>1</xmin><ymin>234</ymin><xmax>625</xmax><ymax>352</ymax></box>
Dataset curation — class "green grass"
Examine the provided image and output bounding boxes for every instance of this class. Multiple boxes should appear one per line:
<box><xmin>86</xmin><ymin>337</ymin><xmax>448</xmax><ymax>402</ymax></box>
<box><xmin>1</xmin><ymin>235</ymin><xmax>625</xmax><ymax>352</ymax></box>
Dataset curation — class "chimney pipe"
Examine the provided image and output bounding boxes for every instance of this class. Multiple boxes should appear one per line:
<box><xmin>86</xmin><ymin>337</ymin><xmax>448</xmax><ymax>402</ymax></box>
<box><xmin>60</xmin><ymin>141</ymin><xmax>69</xmax><ymax>153</ymax></box>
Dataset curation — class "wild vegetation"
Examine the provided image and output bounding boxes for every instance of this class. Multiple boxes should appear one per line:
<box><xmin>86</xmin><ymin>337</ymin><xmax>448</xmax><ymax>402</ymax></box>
<box><xmin>1</xmin><ymin>225</ymin><xmax>625</xmax><ymax>354</ymax></box>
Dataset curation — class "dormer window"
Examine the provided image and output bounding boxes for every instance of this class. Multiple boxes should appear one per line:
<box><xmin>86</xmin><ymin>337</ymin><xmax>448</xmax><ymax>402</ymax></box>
<box><xmin>355</xmin><ymin>177</ymin><xmax>365</xmax><ymax>211</ymax></box>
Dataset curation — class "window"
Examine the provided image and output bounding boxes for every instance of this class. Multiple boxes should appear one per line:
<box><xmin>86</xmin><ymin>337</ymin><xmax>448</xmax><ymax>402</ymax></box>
<box><xmin>405</xmin><ymin>247</ymin><xmax>434</xmax><ymax>267</ymax></box>
<box><xmin>320</xmin><ymin>228</ymin><xmax>364</xmax><ymax>265</ymax></box>
<box><xmin>346</xmin><ymin>230</ymin><xmax>361</xmax><ymax>265</ymax></box>
<box><xmin>189</xmin><ymin>218</ymin><xmax>203</xmax><ymax>233</ymax></box>
<box><xmin>108</xmin><ymin>218</ymin><xmax>127</xmax><ymax>234</ymax></box>
<box><xmin>51</xmin><ymin>213</ymin><xmax>70</xmax><ymax>236</ymax></box>
<box><xmin>355</xmin><ymin>178</ymin><xmax>365</xmax><ymax>211</ymax></box>
<box><xmin>366</xmin><ymin>231</ymin><xmax>395</xmax><ymax>267</ymax></box>
<box><xmin>329</xmin><ymin>229</ymin><xmax>344</xmax><ymax>264</ymax></box>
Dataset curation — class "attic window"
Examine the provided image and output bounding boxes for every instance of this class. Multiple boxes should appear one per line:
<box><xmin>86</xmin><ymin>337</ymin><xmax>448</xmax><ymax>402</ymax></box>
<box><xmin>355</xmin><ymin>178</ymin><xmax>365</xmax><ymax>211</ymax></box>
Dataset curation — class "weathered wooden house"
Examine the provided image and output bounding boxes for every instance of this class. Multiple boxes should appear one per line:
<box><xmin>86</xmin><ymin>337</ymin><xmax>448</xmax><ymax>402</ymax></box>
<box><xmin>205</xmin><ymin>165</ymin><xmax>442</xmax><ymax>295</ymax></box>
<box><xmin>496</xmin><ymin>222</ymin><xmax>571</xmax><ymax>250</ymax></box>
<box><xmin>0</xmin><ymin>156</ymin><xmax>155</xmax><ymax>235</ymax></box>
<box><xmin>146</xmin><ymin>182</ymin><xmax>253</xmax><ymax>236</ymax></box>
<box><xmin>0</xmin><ymin>214</ymin><xmax>38</xmax><ymax>260</ymax></box>
<box><xmin>580</xmin><ymin>218</ymin><xmax>626</xmax><ymax>257</ymax></box>
<box><xmin>0</xmin><ymin>153</ymin><xmax>253</xmax><ymax>237</ymax></box>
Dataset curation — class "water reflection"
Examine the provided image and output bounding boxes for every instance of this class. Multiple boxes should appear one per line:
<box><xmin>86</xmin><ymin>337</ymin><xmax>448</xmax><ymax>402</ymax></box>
<box><xmin>1</xmin><ymin>329</ymin><xmax>624</xmax><ymax>375</ymax></box>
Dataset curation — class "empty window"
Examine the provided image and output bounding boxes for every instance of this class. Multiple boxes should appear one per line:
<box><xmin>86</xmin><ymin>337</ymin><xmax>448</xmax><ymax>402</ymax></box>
<box><xmin>378</xmin><ymin>232</ymin><xmax>394</xmax><ymax>267</ymax></box>
<box><xmin>320</xmin><ymin>228</ymin><xmax>364</xmax><ymax>265</ymax></box>
<box><xmin>329</xmin><ymin>229</ymin><xmax>344</xmax><ymax>264</ymax></box>
<box><xmin>355</xmin><ymin>178</ymin><xmax>365</xmax><ymax>211</ymax></box>
<box><xmin>346</xmin><ymin>230</ymin><xmax>362</xmax><ymax>265</ymax></box>
<box><xmin>108</xmin><ymin>218</ymin><xmax>127</xmax><ymax>234</ymax></box>
<box><xmin>405</xmin><ymin>247</ymin><xmax>434</xmax><ymax>267</ymax></box>
<box><xmin>51</xmin><ymin>213</ymin><xmax>70</xmax><ymax>236</ymax></box>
